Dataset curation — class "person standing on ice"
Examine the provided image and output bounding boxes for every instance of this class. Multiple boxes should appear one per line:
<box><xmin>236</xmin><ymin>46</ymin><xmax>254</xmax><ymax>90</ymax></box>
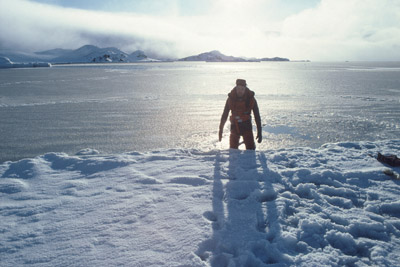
<box><xmin>218</xmin><ymin>79</ymin><xmax>262</xmax><ymax>150</ymax></box>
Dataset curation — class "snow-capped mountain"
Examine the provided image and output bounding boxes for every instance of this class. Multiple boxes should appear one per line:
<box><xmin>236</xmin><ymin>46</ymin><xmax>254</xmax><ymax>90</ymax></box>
<box><xmin>49</xmin><ymin>45</ymin><xmax>127</xmax><ymax>63</ymax></box>
<box><xmin>0</xmin><ymin>46</ymin><xmax>290</xmax><ymax>65</ymax></box>
<box><xmin>46</xmin><ymin>45</ymin><xmax>158</xmax><ymax>63</ymax></box>
<box><xmin>260</xmin><ymin>57</ymin><xmax>290</xmax><ymax>61</ymax></box>
<box><xmin>129</xmin><ymin>50</ymin><xmax>148</xmax><ymax>61</ymax></box>
<box><xmin>0</xmin><ymin>45</ymin><xmax>159</xmax><ymax>64</ymax></box>
<box><xmin>179</xmin><ymin>50</ymin><xmax>249</xmax><ymax>62</ymax></box>
<box><xmin>179</xmin><ymin>50</ymin><xmax>289</xmax><ymax>62</ymax></box>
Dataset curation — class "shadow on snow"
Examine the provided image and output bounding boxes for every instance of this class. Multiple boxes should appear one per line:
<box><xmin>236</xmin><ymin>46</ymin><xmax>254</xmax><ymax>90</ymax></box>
<box><xmin>197</xmin><ymin>150</ymin><xmax>288</xmax><ymax>266</ymax></box>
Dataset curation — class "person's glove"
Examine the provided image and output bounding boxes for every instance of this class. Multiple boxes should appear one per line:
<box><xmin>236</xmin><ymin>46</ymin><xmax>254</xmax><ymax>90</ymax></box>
<box><xmin>218</xmin><ymin>128</ymin><xmax>223</xmax><ymax>142</ymax></box>
<box><xmin>256</xmin><ymin>131</ymin><xmax>262</xmax><ymax>143</ymax></box>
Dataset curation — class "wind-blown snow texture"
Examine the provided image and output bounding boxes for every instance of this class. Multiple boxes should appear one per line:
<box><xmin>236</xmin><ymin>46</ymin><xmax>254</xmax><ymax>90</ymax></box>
<box><xmin>1</xmin><ymin>140</ymin><xmax>400</xmax><ymax>266</ymax></box>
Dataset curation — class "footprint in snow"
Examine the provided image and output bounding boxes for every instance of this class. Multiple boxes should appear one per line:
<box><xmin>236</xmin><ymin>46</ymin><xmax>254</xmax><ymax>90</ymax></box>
<box><xmin>169</xmin><ymin>177</ymin><xmax>208</xmax><ymax>186</ymax></box>
<box><xmin>0</xmin><ymin>179</ymin><xmax>28</xmax><ymax>194</ymax></box>
<box><xmin>256</xmin><ymin>190</ymin><xmax>277</xmax><ymax>203</ymax></box>
<box><xmin>203</xmin><ymin>211</ymin><xmax>221</xmax><ymax>230</ymax></box>
<box><xmin>203</xmin><ymin>211</ymin><xmax>217</xmax><ymax>222</ymax></box>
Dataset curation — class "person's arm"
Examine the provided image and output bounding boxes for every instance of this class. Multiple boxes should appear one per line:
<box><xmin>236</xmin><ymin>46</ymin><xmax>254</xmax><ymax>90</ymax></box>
<box><xmin>219</xmin><ymin>99</ymin><xmax>230</xmax><ymax>141</ymax></box>
<box><xmin>253</xmin><ymin>99</ymin><xmax>262</xmax><ymax>143</ymax></box>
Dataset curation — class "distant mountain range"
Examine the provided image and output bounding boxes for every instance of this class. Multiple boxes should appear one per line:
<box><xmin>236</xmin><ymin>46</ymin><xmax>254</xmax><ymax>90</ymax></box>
<box><xmin>0</xmin><ymin>45</ymin><xmax>159</xmax><ymax>65</ymax></box>
<box><xmin>0</xmin><ymin>45</ymin><xmax>290</xmax><ymax>67</ymax></box>
<box><xmin>179</xmin><ymin>50</ymin><xmax>289</xmax><ymax>62</ymax></box>
<box><xmin>40</xmin><ymin>45</ymin><xmax>157</xmax><ymax>63</ymax></box>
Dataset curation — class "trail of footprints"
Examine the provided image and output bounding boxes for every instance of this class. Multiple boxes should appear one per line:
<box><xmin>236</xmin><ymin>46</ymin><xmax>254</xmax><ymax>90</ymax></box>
<box><xmin>199</xmin><ymin>165</ymin><xmax>280</xmax><ymax>265</ymax></box>
<box><xmin>198</xmin><ymin>160</ymin><xmax>399</xmax><ymax>266</ymax></box>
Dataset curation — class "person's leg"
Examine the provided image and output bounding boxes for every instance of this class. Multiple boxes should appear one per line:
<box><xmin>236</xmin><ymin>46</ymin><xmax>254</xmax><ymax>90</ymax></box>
<box><xmin>229</xmin><ymin>130</ymin><xmax>240</xmax><ymax>149</ymax></box>
<box><xmin>243</xmin><ymin>130</ymin><xmax>256</xmax><ymax>150</ymax></box>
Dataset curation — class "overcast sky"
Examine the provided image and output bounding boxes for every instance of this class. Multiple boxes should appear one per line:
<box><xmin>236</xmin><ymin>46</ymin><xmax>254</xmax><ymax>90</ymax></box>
<box><xmin>1</xmin><ymin>0</ymin><xmax>399</xmax><ymax>61</ymax></box>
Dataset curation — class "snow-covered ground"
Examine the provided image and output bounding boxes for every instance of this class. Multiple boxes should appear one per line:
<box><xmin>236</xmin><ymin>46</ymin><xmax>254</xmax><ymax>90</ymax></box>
<box><xmin>1</xmin><ymin>140</ymin><xmax>400</xmax><ymax>266</ymax></box>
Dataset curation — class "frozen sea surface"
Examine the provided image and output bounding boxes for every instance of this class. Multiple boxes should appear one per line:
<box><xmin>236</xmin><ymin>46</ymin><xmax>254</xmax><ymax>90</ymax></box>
<box><xmin>0</xmin><ymin>61</ymin><xmax>400</xmax><ymax>162</ymax></box>
<box><xmin>1</xmin><ymin>140</ymin><xmax>400</xmax><ymax>266</ymax></box>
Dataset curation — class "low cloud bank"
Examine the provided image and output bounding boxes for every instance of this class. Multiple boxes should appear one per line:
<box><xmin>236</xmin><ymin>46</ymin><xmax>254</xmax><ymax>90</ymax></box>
<box><xmin>1</xmin><ymin>0</ymin><xmax>399</xmax><ymax>60</ymax></box>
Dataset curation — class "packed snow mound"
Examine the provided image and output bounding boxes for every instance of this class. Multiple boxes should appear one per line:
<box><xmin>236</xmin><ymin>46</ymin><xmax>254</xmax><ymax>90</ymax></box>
<box><xmin>75</xmin><ymin>148</ymin><xmax>100</xmax><ymax>155</ymax></box>
<box><xmin>1</xmin><ymin>140</ymin><xmax>400</xmax><ymax>266</ymax></box>
<box><xmin>0</xmin><ymin>56</ymin><xmax>51</xmax><ymax>68</ymax></box>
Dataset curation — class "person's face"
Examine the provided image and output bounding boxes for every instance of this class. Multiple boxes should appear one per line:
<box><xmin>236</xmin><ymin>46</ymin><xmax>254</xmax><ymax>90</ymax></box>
<box><xmin>236</xmin><ymin>85</ymin><xmax>246</xmax><ymax>97</ymax></box>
